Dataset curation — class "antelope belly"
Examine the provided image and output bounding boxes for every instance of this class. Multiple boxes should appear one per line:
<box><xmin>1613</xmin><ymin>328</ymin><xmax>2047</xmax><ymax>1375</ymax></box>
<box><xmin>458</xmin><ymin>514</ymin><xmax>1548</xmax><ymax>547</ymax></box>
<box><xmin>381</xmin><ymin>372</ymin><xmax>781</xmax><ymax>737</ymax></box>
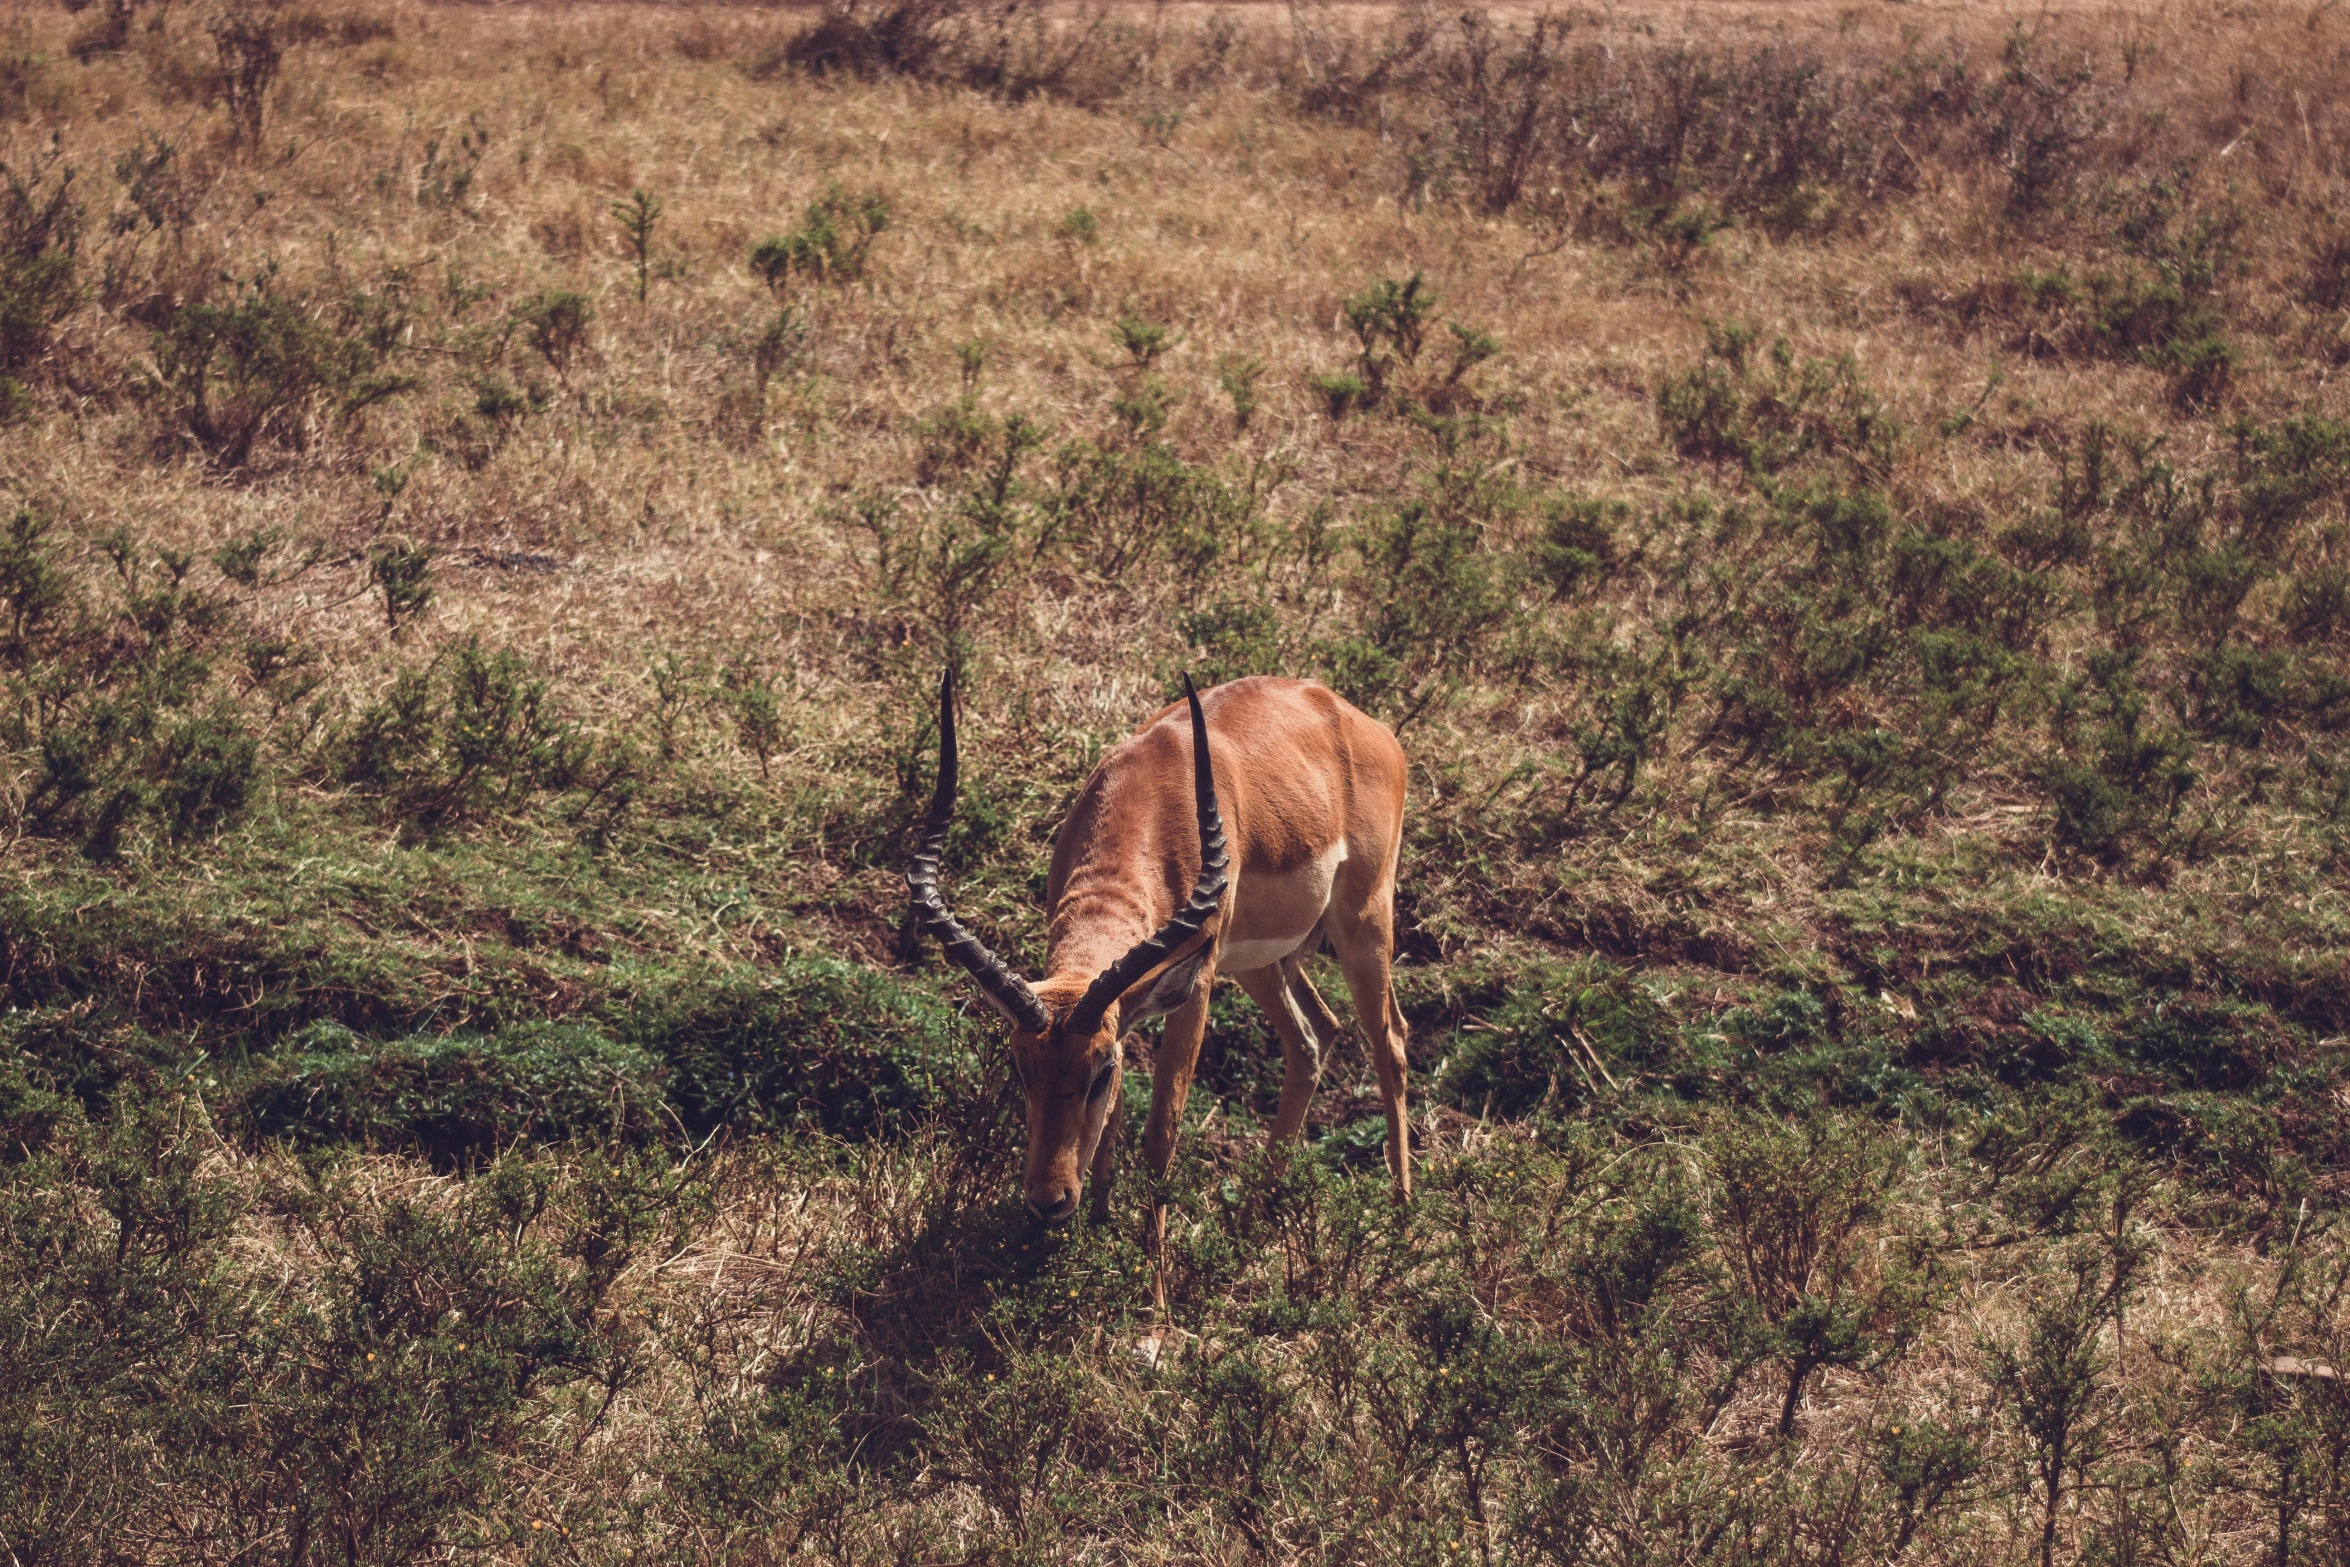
<box><xmin>1218</xmin><ymin>935</ymin><xmax>1309</xmax><ymax>972</ymax></box>
<box><xmin>1218</xmin><ymin>843</ymin><xmax>1346</xmax><ymax>973</ymax></box>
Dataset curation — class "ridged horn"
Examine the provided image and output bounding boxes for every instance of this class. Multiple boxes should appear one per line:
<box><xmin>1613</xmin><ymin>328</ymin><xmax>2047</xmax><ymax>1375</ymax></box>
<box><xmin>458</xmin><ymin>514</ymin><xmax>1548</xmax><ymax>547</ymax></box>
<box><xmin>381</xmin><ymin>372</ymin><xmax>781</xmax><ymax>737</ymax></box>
<box><xmin>905</xmin><ymin>668</ymin><xmax>1052</xmax><ymax>1035</ymax></box>
<box><xmin>1064</xmin><ymin>675</ymin><xmax>1229</xmax><ymax>1039</ymax></box>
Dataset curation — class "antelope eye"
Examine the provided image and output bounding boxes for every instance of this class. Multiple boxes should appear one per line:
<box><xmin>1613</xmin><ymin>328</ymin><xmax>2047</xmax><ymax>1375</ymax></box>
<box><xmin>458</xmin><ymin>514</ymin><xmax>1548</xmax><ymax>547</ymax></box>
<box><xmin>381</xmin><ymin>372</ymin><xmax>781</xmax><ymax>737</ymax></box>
<box><xmin>1086</xmin><ymin>1056</ymin><xmax>1118</xmax><ymax>1104</ymax></box>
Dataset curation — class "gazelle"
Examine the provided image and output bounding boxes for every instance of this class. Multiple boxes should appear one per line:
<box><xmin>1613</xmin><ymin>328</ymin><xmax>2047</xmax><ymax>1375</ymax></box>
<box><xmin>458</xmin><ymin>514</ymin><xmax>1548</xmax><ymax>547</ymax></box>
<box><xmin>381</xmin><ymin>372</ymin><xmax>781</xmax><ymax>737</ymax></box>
<box><xmin>906</xmin><ymin>671</ymin><xmax>1413</xmax><ymax>1246</ymax></box>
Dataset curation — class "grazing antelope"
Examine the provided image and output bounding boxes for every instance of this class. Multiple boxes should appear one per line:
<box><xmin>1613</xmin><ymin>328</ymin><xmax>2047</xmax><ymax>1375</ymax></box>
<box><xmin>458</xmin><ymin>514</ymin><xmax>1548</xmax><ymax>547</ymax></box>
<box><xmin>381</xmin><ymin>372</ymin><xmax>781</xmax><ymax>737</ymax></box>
<box><xmin>906</xmin><ymin>670</ymin><xmax>1413</xmax><ymax>1249</ymax></box>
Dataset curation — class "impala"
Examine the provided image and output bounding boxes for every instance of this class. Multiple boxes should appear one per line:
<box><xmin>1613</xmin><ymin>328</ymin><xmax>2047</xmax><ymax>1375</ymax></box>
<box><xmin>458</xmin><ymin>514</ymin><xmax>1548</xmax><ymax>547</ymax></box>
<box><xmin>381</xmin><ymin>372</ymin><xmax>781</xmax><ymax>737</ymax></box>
<box><xmin>906</xmin><ymin>670</ymin><xmax>1413</xmax><ymax>1250</ymax></box>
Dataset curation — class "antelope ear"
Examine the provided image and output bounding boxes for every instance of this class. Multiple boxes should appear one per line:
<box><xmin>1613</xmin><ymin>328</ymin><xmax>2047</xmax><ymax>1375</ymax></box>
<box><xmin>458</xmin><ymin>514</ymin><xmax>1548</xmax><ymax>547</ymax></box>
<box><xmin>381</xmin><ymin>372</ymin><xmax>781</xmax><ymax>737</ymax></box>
<box><xmin>1132</xmin><ymin>947</ymin><xmax>1212</xmax><ymax>1020</ymax></box>
<box><xmin>1091</xmin><ymin>918</ymin><xmax>1221</xmax><ymax>1029</ymax></box>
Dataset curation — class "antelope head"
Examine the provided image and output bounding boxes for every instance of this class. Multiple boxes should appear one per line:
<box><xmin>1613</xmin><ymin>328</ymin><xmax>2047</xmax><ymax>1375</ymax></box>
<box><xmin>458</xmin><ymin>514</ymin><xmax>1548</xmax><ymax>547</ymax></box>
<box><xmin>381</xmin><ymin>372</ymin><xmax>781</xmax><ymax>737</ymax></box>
<box><xmin>905</xmin><ymin>669</ymin><xmax>1227</xmax><ymax>1225</ymax></box>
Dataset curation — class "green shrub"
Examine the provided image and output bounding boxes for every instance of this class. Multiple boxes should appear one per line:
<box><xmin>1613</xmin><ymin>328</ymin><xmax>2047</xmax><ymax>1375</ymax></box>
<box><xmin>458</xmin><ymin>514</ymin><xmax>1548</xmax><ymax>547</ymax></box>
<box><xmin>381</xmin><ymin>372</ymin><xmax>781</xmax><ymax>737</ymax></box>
<box><xmin>0</xmin><ymin>1088</ymin><xmax>238</xmax><ymax>1559</ymax></box>
<box><xmin>65</xmin><ymin>0</ymin><xmax>134</xmax><ymax>62</ymax></box>
<box><xmin>0</xmin><ymin>513</ymin><xmax>274</xmax><ymax>856</ymax></box>
<box><xmin>1657</xmin><ymin>324</ymin><xmax>1898</xmax><ymax>483</ymax></box>
<box><xmin>1979</xmin><ymin>29</ymin><xmax>2105</xmax><ymax>216</ymax></box>
<box><xmin>1043</xmin><ymin>438</ymin><xmax>1265</xmax><ymax>582</ymax></box>
<box><xmin>1711</xmin><ymin>1110</ymin><xmax>1907</xmax><ymax>1435</ymax></box>
<box><xmin>1311</xmin><ymin>370</ymin><xmax>1367</xmax><ymax>419</ymax></box>
<box><xmin>332</xmin><ymin>636</ymin><xmax>594</xmax><ymax>824</ymax></box>
<box><xmin>210</xmin><ymin>7</ymin><xmax>284</xmax><ymax>153</ymax></box>
<box><xmin>235</xmin><ymin>1021</ymin><xmax>666</xmax><ymax>1166</ymax></box>
<box><xmin>674</xmin><ymin>1373</ymin><xmax>860</xmax><ymax>1557</ymax></box>
<box><xmin>1437</xmin><ymin>958</ymin><xmax>1661</xmax><ymax>1116</ymax></box>
<box><xmin>721</xmin><ymin>662</ymin><xmax>786</xmax><ymax>778</ymax></box>
<box><xmin>0</xmin><ymin>148</ymin><xmax>81</xmax><ymax>380</ymax></box>
<box><xmin>615</xmin><ymin>955</ymin><xmax>980</xmax><ymax>1137</ymax></box>
<box><xmin>784</xmin><ymin>0</ymin><xmax>967</xmax><ymax>82</ymax></box>
<box><xmin>1217</xmin><ymin>352</ymin><xmax>1264</xmax><ymax>427</ymax></box>
<box><xmin>2115</xmin><ymin>994</ymin><xmax>2281</xmax><ymax>1093</ymax></box>
<box><xmin>2040</xmin><ymin>653</ymin><xmax>2196</xmax><ymax>862</ymax></box>
<box><xmin>2012</xmin><ymin>175</ymin><xmax>2245</xmax><ymax>410</ymax></box>
<box><xmin>781</xmin><ymin>0</ymin><xmax>1132</xmax><ymax>100</ymax></box>
<box><xmin>150</xmin><ymin>275</ymin><xmax>413</xmax><ymax>468</ymax></box>
<box><xmin>1983</xmin><ymin>1230</ymin><xmax>2145</xmax><ymax>1567</ymax></box>
<box><xmin>1533</xmin><ymin>494</ymin><xmax>1623</xmax><ymax>597</ymax></box>
<box><xmin>0</xmin><ymin>1055</ymin><xmax>78</xmax><ymax>1160</ymax></box>
<box><xmin>1320</xmin><ymin>456</ymin><xmax>1523</xmax><ymax>722</ymax></box>
<box><xmin>516</xmin><ymin>288</ymin><xmax>592</xmax><ymax>382</ymax></box>
<box><xmin>415</xmin><ymin>114</ymin><xmax>490</xmax><ymax>209</ymax></box>
<box><xmin>611</xmin><ymin>187</ymin><xmax>663</xmax><ymax>303</ymax></box>
<box><xmin>1108</xmin><ymin>372</ymin><xmax>1178</xmax><ymax>438</ymax></box>
<box><xmin>1111</xmin><ymin>309</ymin><xmax>1176</xmax><ymax>368</ymax></box>
<box><xmin>367</xmin><ymin>536</ymin><xmax>433</xmax><ymax>632</ymax></box>
<box><xmin>0</xmin><ymin>1008</ymin><xmax>186</xmax><ymax>1124</ymax></box>
<box><xmin>1176</xmin><ymin>594</ymin><xmax>1286</xmax><ymax>688</ymax></box>
<box><xmin>0</xmin><ymin>1087</ymin><xmax>634</xmax><ymax>1563</ymax></box>
<box><xmin>2306</xmin><ymin>220</ymin><xmax>2350</xmax><ymax>311</ymax></box>
<box><xmin>1343</xmin><ymin>272</ymin><xmax>1435</xmax><ymax>402</ymax></box>
<box><xmin>875</xmin><ymin>406</ymin><xmax>1048</xmax><ymax>657</ymax></box>
<box><xmin>749</xmin><ymin>183</ymin><xmax>889</xmax><ymax>301</ymax></box>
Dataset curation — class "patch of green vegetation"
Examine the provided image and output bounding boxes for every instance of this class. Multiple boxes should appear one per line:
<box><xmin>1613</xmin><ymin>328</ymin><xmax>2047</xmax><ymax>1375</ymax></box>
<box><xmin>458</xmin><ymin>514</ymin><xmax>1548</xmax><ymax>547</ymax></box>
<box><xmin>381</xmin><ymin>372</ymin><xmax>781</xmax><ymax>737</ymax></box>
<box><xmin>235</xmin><ymin>1021</ymin><xmax>665</xmax><ymax>1167</ymax></box>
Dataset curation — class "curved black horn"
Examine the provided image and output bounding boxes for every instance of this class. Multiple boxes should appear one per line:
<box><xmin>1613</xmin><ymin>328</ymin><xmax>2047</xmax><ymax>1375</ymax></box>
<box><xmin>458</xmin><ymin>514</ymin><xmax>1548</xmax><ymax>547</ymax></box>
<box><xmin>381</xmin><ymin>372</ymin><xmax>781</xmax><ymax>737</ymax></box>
<box><xmin>906</xmin><ymin>668</ymin><xmax>1052</xmax><ymax>1034</ymax></box>
<box><xmin>1065</xmin><ymin>675</ymin><xmax>1229</xmax><ymax>1038</ymax></box>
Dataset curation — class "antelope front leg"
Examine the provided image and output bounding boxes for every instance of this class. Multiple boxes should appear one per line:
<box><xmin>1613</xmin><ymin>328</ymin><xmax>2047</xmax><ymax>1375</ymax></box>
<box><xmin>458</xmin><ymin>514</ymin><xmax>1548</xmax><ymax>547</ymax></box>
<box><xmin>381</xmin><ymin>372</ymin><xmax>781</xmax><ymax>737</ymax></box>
<box><xmin>1141</xmin><ymin>975</ymin><xmax>1215</xmax><ymax>1307</ymax></box>
<box><xmin>1087</xmin><ymin>1035</ymin><xmax>1137</xmax><ymax>1224</ymax></box>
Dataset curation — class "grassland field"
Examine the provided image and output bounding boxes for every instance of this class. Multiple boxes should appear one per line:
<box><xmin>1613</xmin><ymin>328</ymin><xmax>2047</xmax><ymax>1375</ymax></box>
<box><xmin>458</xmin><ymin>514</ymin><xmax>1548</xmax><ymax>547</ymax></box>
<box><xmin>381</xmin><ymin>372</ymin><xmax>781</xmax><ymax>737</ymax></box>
<box><xmin>9</xmin><ymin>0</ymin><xmax>2350</xmax><ymax>1560</ymax></box>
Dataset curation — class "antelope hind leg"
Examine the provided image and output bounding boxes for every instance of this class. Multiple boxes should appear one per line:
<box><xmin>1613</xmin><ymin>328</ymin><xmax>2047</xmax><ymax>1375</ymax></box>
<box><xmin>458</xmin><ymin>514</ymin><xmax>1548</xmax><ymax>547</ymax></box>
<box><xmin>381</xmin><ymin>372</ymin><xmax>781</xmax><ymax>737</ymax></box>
<box><xmin>1281</xmin><ymin>954</ymin><xmax>1346</xmax><ymax>1054</ymax></box>
<box><xmin>1232</xmin><ymin>965</ymin><xmax>1323</xmax><ymax>1145</ymax></box>
<box><xmin>1328</xmin><ymin>897</ymin><xmax>1411</xmax><ymax>1202</ymax></box>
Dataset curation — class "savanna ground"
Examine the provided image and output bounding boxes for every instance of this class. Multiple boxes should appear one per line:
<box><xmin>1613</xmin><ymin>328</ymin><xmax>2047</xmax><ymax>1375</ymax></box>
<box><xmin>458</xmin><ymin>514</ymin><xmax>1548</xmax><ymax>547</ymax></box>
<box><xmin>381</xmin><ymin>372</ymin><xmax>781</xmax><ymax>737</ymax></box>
<box><xmin>8</xmin><ymin>0</ymin><xmax>2350</xmax><ymax>1560</ymax></box>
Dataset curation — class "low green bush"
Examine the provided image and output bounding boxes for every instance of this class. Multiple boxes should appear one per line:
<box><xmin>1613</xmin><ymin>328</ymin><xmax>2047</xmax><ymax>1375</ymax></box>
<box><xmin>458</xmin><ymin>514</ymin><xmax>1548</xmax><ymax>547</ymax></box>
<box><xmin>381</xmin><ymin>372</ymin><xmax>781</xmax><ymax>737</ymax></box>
<box><xmin>148</xmin><ymin>273</ymin><xmax>414</xmax><ymax>468</ymax></box>
<box><xmin>234</xmin><ymin>1020</ymin><xmax>665</xmax><ymax>1167</ymax></box>
<box><xmin>1657</xmin><ymin>322</ymin><xmax>1899</xmax><ymax>482</ymax></box>
<box><xmin>329</xmin><ymin>635</ymin><xmax>612</xmax><ymax>827</ymax></box>
<box><xmin>749</xmin><ymin>183</ymin><xmax>889</xmax><ymax>301</ymax></box>
<box><xmin>1436</xmin><ymin>958</ymin><xmax>1664</xmax><ymax>1117</ymax></box>
<box><xmin>0</xmin><ymin>512</ymin><xmax>282</xmax><ymax>858</ymax></box>
<box><xmin>614</xmin><ymin>955</ymin><xmax>983</xmax><ymax>1138</ymax></box>
<box><xmin>0</xmin><ymin>148</ymin><xmax>80</xmax><ymax>397</ymax></box>
<box><xmin>0</xmin><ymin>1100</ymin><xmax>621</xmax><ymax>1564</ymax></box>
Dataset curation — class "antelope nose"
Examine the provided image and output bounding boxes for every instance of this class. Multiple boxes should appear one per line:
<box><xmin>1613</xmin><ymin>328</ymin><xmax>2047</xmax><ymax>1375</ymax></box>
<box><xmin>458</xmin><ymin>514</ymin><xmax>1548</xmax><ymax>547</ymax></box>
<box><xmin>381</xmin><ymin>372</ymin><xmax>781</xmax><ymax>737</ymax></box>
<box><xmin>1027</xmin><ymin>1188</ymin><xmax>1077</xmax><ymax>1226</ymax></box>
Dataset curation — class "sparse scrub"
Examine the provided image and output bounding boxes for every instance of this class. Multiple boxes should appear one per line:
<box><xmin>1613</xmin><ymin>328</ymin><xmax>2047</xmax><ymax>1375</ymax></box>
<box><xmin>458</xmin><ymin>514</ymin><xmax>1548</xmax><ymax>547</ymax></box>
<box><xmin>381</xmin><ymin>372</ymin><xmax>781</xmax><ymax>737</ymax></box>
<box><xmin>0</xmin><ymin>1</ymin><xmax>2345</xmax><ymax>1557</ymax></box>
<box><xmin>784</xmin><ymin>0</ymin><xmax>1143</xmax><ymax>104</ymax></box>
<box><xmin>209</xmin><ymin>6</ymin><xmax>283</xmax><ymax>155</ymax></box>
<box><xmin>414</xmin><ymin>113</ymin><xmax>489</xmax><ymax>211</ymax></box>
<box><xmin>1711</xmin><ymin>1111</ymin><xmax>1910</xmax><ymax>1436</ymax></box>
<box><xmin>148</xmin><ymin>272</ymin><xmax>413</xmax><ymax>468</ymax></box>
<box><xmin>0</xmin><ymin>146</ymin><xmax>82</xmax><ymax>413</ymax></box>
<box><xmin>516</xmin><ymin>287</ymin><xmax>592</xmax><ymax>383</ymax></box>
<box><xmin>609</xmin><ymin>187</ymin><xmax>663</xmax><ymax>305</ymax></box>
<box><xmin>331</xmin><ymin>637</ymin><xmax>600</xmax><ymax>825</ymax></box>
<box><xmin>367</xmin><ymin>535</ymin><xmax>432</xmax><ymax>632</ymax></box>
<box><xmin>1110</xmin><ymin>308</ymin><xmax>1175</xmax><ymax>369</ymax></box>
<box><xmin>1216</xmin><ymin>352</ymin><xmax>1263</xmax><ymax>428</ymax></box>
